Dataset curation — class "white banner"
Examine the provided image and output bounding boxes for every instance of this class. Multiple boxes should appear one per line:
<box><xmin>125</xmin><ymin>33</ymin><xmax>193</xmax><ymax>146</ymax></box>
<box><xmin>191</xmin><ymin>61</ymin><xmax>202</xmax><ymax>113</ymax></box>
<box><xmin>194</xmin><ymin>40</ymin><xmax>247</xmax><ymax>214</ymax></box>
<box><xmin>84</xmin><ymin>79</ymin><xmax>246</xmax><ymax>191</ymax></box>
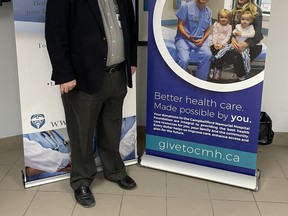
<box><xmin>13</xmin><ymin>0</ymin><xmax>137</xmax><ymax>188</ymax></box>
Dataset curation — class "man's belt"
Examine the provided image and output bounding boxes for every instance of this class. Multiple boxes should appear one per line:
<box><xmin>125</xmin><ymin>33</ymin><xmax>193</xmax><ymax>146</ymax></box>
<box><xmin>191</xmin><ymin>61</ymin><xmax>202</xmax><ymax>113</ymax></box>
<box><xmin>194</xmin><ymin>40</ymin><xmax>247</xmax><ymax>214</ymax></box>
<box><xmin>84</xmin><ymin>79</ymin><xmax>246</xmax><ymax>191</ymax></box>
<box><xmin>105</xmin><ymin>61</ymin><xmax>125</xmax><ymax>74</ymax></box>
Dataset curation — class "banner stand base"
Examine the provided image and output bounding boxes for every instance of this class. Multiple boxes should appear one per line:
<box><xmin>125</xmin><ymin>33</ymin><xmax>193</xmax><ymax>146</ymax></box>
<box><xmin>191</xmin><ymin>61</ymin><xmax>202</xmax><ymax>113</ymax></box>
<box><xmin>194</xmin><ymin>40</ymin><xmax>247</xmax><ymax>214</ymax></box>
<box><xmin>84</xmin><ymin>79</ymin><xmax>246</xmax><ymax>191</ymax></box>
<box><xmin>22</xmin><ymin>171</ymin><xmax>70</xmax><ymax>189</ymax></box>
<box><xmin>22</xmin><ymin>159</ymin><xmax>138</xmax><ymax>188</ymax></box>
<box><xmin>140</xmin><ymin>154</ymin><xmax>260</xmax><ymax>191</ymax></box>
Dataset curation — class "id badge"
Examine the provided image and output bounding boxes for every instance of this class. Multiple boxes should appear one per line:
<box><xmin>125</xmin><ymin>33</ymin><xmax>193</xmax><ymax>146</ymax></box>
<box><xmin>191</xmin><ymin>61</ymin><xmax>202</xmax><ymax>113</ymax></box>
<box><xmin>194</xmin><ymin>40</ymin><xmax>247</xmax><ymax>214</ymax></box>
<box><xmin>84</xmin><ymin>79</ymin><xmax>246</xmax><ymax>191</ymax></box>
<box><xmin>116</xmin><ymin>14</ymin><xmax>122</xmax><ymax>29</ymax></box>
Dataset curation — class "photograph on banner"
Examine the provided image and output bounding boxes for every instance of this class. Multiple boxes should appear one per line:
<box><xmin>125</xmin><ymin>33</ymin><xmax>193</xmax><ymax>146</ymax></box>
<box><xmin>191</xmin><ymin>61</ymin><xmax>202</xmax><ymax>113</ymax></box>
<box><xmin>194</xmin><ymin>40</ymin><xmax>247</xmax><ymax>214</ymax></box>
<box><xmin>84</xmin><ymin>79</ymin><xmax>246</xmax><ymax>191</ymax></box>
<box><xmin>23</xmin><ymin>116</ymin><xmax>137</xmax><ymax>184</ymax></box>
<box><xmin>145</xmin><ymin>0</ymin><xmax>271</xmax><ymax>177</ymax></box>
<box><xmin>23</xmin><ymin>128</ymin><xmax>70</xmax><ymax>183</ymax></box>
<box><xmin>159</xmin><ymin>0</ymin><xmax>268</xmax><ymax>86</ymax></box>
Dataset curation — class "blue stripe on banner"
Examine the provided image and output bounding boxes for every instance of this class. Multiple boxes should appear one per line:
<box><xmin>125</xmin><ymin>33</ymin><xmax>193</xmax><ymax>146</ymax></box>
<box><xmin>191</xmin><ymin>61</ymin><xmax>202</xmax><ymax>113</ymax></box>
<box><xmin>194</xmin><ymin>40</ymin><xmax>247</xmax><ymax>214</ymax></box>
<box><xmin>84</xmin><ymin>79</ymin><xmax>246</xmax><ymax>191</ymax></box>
<box><xmin>146</xmin><ymin>134</ymin><xmax>257</xmax><ymax>170</ymax></box>
<box><xmin>145</xmin><ymin>149</ymin><xmax>256</xmax><ymax>176</ymax></box>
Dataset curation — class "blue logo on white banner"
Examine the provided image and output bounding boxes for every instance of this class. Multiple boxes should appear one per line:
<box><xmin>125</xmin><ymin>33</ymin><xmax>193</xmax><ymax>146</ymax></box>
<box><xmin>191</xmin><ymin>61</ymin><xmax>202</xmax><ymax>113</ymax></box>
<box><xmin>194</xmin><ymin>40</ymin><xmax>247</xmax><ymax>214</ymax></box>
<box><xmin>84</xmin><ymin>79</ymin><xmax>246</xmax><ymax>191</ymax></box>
<box><xmin>30</xmin><ymin>114</ymin><xmax>45</xmax><ymax>129</ymax></box>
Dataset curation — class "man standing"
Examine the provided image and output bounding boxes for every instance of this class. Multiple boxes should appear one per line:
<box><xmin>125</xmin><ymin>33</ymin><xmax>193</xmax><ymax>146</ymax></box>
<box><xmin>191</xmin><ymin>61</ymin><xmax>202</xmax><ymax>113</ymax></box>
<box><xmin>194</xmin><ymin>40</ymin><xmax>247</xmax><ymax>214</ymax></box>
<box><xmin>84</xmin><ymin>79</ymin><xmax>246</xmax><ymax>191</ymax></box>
<box><xmin>45</xmin><ymin>0</ymin><xmax>137</xmax><ymax>208</ymax></box>
<box><xmin>175</xmin><ymin>0</ymin><xmax>212</xmax><ymax>80</ymax></box>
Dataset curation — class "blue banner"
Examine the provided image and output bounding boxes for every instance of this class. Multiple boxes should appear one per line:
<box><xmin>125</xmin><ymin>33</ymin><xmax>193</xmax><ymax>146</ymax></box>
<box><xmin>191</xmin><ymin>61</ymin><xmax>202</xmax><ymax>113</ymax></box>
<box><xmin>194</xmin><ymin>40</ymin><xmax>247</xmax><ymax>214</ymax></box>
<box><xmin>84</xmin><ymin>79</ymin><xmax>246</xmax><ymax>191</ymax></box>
<box><xmin>145</xmin><ymin>0</ymin><xmax>265</xmax><ymax>177</ymax></box>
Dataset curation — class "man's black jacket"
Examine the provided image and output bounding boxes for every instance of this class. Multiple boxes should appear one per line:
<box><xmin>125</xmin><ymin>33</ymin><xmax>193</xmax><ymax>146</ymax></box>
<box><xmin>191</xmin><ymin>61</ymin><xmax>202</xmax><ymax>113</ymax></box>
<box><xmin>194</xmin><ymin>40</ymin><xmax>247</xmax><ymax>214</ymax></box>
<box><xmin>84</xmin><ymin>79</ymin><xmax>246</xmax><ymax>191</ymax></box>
<box><xmin>45</xmin><ymin>0</ymin><xmax>137</xmax><ymax>94</ymax></box>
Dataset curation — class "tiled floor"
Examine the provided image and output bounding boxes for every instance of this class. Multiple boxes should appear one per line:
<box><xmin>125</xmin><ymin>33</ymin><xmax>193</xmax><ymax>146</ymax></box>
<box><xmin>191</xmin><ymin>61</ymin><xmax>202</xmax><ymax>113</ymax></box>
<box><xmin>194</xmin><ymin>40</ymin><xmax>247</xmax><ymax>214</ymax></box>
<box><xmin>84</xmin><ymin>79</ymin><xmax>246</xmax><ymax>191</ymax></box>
<box><xmin>1</xmin><ymin>133</ymin><xmax>288</xmax><ymax>216</ymax></box>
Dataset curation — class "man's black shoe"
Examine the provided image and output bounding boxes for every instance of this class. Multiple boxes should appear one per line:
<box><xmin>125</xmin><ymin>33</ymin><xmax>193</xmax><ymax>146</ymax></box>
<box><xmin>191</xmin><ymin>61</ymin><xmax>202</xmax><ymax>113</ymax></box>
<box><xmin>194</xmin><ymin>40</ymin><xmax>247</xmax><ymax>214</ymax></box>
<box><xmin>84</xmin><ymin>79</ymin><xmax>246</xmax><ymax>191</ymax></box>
<box><xmin>117</xmin><ymin>175</ymin><xmax>137</xmax><ymax>190</ymax></box>
<box><xmin>74</xmin><ymin>186</ymin><xmax>95</xmax><ymax>208</ymax></box>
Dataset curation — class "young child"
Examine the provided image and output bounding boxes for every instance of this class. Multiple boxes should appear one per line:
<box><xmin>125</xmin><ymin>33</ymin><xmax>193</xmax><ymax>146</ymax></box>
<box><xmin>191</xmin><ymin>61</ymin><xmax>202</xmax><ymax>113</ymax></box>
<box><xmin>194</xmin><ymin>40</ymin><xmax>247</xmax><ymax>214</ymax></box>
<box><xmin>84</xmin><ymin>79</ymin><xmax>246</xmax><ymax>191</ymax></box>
<box><xmin>209</xmin><ymin>9</ymin><xmax>232</xmax><ymax>80</ymax></box>
<box><xmin>213</xmin><ymin>10</ymin><xmax>256</xmax><ymax>79</ymax></box>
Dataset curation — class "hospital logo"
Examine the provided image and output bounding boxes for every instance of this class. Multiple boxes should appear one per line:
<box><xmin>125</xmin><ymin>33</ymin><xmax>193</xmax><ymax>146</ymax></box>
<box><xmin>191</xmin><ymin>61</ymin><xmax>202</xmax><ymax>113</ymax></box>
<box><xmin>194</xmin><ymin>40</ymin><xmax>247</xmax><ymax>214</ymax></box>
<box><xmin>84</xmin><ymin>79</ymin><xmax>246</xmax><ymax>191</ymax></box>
<box><xmin>30</xmin><ymin>114</ymin><xmax>45</xmax><ymax>129</ymax></box>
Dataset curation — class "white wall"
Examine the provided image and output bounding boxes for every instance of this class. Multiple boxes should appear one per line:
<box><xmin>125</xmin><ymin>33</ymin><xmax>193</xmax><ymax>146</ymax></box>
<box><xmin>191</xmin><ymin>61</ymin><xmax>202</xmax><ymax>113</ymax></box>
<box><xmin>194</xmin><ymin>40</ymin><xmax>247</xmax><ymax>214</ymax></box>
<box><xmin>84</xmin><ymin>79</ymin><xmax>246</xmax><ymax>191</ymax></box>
<box><xmin>207</xmin><ymin>0</ymin><xmax>225</xmax><ymax>19</ymax></box>
<box><xmin>136</xmin><ymin>46</ymin><xmax>148</xmax><ymax>127</ymax></box>
<box><xmin>261</xmin><ymin>0</ymin><xmax>288</xmax><ymax>132</ymax></box>
<box><xmin>0</xmin><ymin>1</ymin><xmax>287</xmax><ymax>139</ymax></box>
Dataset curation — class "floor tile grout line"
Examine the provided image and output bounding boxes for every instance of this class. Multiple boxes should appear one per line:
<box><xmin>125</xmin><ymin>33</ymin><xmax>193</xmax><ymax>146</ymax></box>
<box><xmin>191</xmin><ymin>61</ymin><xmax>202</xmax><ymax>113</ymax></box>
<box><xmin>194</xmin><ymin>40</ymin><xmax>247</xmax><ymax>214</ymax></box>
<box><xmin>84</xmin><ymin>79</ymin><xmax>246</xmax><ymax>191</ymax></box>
<box><xmin>118</xmin><ymin>189</ymin><xmax>124</xmax><ymax>216</ymax></box>
<box><xmin>165</xmin><ymin>172</ymin><xmax>168</xmax><ymax>216</ymax></box>
<box><xmin>206</xmin><ymin>179</ymin><xmax>216</xmax><ymax>216</ymax></box>
<box><xmin>274</xmin><ymin>156</ymin><xmax>288</xmax><ymax>179</ymax></box>
<box><xmin>255</xmin><ymin>201</ymin><xmax>263</xmax><ymax>216</ymax></box>
<box><xmin>70</xmin><ymin>199</ymin><xmax>77</xmax><ymax>216</ymax></box>
<box><xmin>0</xmin><ymin>163</ymin><xmax>15</xmax><ymax>186</ymax></box>
<box><xmin>22</xmin><ymin>188</ymin><xmax>38</xmax><ymax>216</ymax></box>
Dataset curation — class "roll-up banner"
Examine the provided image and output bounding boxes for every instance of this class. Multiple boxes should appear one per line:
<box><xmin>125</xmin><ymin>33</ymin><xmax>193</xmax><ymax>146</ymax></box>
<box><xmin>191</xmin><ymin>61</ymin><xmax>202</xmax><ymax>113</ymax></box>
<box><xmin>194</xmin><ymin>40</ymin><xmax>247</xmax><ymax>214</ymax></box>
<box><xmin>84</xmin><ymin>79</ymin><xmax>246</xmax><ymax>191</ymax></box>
<box><xmin>141</xmin><ymin>0</ymin><xmax>270</xmax><ymax>190</ymax></box>
<box><xmin>13</xmin><ymin>0</ymin><xmax>137</xmax><ymax>188</ymax></box>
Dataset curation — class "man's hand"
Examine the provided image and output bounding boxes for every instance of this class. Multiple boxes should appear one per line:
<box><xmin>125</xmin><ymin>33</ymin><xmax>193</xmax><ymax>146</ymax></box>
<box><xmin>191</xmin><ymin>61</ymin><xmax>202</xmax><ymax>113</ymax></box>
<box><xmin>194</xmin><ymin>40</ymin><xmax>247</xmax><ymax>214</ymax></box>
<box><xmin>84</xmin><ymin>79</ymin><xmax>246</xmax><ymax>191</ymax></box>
<box><xmin>236</xmin><ymin>42</ymin><xmax>248</xmax><ymax>52</ymax></box>
<box><xmin>231</xmin><ymin>37</ymin><xmax>238</xmax><ymax>49</ymax></box>
<box><xmin>188</xmin><ymin>36</ymin><xmax>197</xmax><ymax>43</ymax></box>
<box><xmin>131</xmin><ymin>66</ymin><xmax>136</xmax><ymax>76</ymax></box>
<box><xmin>231</xmin><ymin>37</ymin><xmax>248</xmax><ymax>53</ymax></box>
<box><xmin>60</xmin><ymin>79</ymin><xmax>77</xmax><ymax>94</ymax></box>
<box><xmin>193</xmin><ymin>38</ymin><xmax>205</xmax><ymax>47</ymax></box>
